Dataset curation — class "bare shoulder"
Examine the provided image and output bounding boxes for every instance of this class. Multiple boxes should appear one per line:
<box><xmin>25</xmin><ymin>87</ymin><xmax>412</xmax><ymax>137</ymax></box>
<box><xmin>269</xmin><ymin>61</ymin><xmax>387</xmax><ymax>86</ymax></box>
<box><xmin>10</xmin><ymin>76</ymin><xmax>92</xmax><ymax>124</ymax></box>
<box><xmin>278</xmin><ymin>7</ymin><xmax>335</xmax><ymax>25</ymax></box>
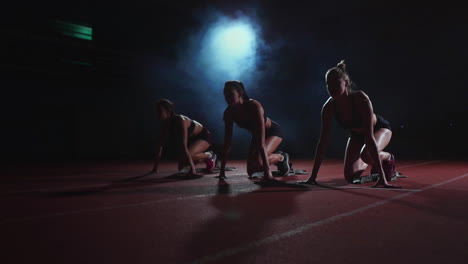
<box><xmin>322</xmin><ymin>97</ymin><xmax>334</xmax><ymax>112</ymax></box>
<box><xmin>324</xmin><ymin>97</ymin><xmax>333</xmax><ymax>107</ymax></box>
<box><xmin>249</xmin><ymin>99</ymin><xmax>262</xmax><ymax>108</ymax></box>
<box><xmin>174</xmin><ymin>114</ymin><xmax>186</xmax><ymax>125</ymax></box>
<box><xmin>168</xmin><ymin>115</ymin><xmax>184</xmax><ymax>130</ymax></box>
<box><xmin>353</xmin><ymin>91</ymin><xmax>374</xmax><ymax>114</ymax></box>
<box><xmin>223</xmin><ymin>107</ymin><xmax>233</xmax><ymax>120</ymax></box>
<box><xmin>247</xmin><ymin>99</ymin><xmax>264</xmax><ymax>112</ymax></box>
<box><xmin>353</xmin><ymin>90</ymin><xmax>370</xmax><ymax>102</ymax></box>
<box><xmin>179</xmin><ymin>114</ymin><xmax>190</xmax><ymax>121</ymax></box>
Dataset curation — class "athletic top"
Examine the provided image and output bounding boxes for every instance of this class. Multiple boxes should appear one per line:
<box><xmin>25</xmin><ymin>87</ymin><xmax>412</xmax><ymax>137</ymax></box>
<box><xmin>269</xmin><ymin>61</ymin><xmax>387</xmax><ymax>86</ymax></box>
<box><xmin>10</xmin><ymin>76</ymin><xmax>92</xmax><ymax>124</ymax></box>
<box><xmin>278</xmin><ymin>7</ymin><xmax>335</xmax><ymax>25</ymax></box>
<box><xmin>333</xmin><ymin>99</ymin><xmax>392</xmax><ymax>132</ymax></box>
<box><xmin>170</xmin><ymin>115</ymin><xmax>196</xmax><ymax>137</ymax></box>
<box><xmin>333</xmin><ymin>98</ymin><xmax>363</xmax><ymax>129</ymax></box>
<box><xmin>234</xmin><ymin>112</ymin><xmax>268</xmax><ymax>131</ymax></box>
<box><xmin>187</xmin><ymin>119</ymin><xmax>196</xmax><ymax>136</ymax></box>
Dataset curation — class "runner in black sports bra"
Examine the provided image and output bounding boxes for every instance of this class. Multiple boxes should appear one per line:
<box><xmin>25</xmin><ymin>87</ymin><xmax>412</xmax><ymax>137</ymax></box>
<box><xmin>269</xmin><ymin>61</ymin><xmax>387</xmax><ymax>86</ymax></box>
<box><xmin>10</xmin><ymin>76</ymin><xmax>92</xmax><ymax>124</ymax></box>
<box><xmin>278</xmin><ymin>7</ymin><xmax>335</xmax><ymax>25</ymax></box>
<box><xmin>333</xmin><ymin>97</ymin><xmax>391</xmax><ymax>133</ymax></box>
<box><xmin>152</xmin><ymin>99</ymin><xmax>217</xmax><ymax>175</ymax></box>
<box><xmin>218</xmin><ymin>81</ymin><xmax>290</xmax><ymax>181</ymax></box>
<box><xmin>231</xmin><ymin>112</ymin><xmax>283</xmax><ymax>139</ymax></box>
<box><xmin>302</xmin><ymin>60</ymin><xmax>399</xmax><ymax>188</ymax></box>
<box><xmin>169</xmin><ymin>116</ymin><xmax>214</xmax><ymax>146</ymax></box>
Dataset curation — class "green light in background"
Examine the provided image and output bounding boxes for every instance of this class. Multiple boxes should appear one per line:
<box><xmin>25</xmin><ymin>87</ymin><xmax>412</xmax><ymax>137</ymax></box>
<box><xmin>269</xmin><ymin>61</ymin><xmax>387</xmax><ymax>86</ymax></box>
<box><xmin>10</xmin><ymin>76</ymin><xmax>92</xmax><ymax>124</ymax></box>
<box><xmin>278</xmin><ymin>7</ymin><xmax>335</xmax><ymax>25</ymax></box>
<box><xmin>62</xmin><ymin>59</ymin><xmax>93</xmax><ymax>67</ymax></box>
<box><xmin>52</xmin><ymin>20</ymin><xmax>93</xmax><ymax>41</ymax></box>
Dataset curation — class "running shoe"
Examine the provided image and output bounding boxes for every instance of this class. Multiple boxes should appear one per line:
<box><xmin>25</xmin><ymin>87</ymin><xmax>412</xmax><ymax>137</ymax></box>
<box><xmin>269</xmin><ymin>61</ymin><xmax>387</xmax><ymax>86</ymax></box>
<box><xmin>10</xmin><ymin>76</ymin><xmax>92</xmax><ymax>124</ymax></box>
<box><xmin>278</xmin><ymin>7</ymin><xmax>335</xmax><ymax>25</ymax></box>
<box><xmin>382</xmin><ymin>153</ymin><xmax>396</xmax><ymax>181</ymax></box>
<box><xmin>275</xmin><ymin>152</ymin><xmax>290</xmax><ymax>177</ymax></box>
<box><xmin>205</xmin><ymin>151</ymin><xmax>217</xmax><ymax>173</ymax></box>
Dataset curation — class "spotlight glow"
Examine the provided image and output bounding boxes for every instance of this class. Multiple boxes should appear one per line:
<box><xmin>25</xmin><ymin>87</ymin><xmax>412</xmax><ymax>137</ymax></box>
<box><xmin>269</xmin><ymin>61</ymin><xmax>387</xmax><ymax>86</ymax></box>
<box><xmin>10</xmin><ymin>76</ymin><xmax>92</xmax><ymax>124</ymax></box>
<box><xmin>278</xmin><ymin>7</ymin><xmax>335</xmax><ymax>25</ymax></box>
<box><xmin>211</xmin><ymin>23</ymin><xmax>256</xmax><ymax>57</ymax></box>
<box><xmin>203</xmin><ymin>20</ymin><xmax>258</xmax><ymax>79</ymax></box>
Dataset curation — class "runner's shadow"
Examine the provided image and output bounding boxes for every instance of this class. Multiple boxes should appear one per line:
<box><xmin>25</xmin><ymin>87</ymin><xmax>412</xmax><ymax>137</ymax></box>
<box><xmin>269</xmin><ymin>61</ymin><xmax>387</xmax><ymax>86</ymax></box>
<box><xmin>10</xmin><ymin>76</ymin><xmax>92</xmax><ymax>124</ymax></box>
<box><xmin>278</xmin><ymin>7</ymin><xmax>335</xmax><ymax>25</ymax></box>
<box><xmin>43</xmin><ymin>172</ymin><xmax>203</xmax><ymax>197</ymax></box>
<box><xmin>116</xmin><ymin>172</ymin><xmax>203</xmax><ymax>182</ymax></box>
<box><xmin>388</xmin><ymin>179</ymin><xmax>468</xmax><ymax>222</ymax></box>
<box><xmin>326</xmin><ymin>178</ymin><xmax>350</xmax><ymax>185</ymax></box>
<box><xmin>314</xmin><ymin>178</ymin><xmax>352</xmax><ymax>187</ymax></box>
<box><xmin>251</xmin><ymin>179</ymin><xmax>308</xmax><ymax>189</ymax></box>
<box><xmin>183</xmin><ymin>179</ymin><xmax>303</xmax><ymax>263</ymax></box>
<box><xmin>114</xmin><ymin>172</ymin><xmax>155</xmax><ymax>182</ymax></box>
<box><xmin>300</xmin><ymin>177</ymin><xmax>468</xmax><ymax>223</ymax></box>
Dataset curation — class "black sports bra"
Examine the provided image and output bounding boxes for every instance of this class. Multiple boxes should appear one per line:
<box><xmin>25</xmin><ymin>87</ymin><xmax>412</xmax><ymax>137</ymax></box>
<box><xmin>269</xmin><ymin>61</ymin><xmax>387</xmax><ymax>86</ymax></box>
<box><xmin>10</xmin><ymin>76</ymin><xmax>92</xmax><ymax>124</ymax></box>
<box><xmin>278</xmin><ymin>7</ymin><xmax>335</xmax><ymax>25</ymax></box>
<box><xmin>171</xmin><ymin>115</ymin><xmax>196</xmax><ymax>137</ymax></box>
<box><xmin>234</xmin><ymin>112</ymin><xmax>267</xmax><ymax>131</ymax></box>
<box><xmin>333</xmin><ymin>98</ymin><xmax>363</xmax><ymax>129</ymax></box>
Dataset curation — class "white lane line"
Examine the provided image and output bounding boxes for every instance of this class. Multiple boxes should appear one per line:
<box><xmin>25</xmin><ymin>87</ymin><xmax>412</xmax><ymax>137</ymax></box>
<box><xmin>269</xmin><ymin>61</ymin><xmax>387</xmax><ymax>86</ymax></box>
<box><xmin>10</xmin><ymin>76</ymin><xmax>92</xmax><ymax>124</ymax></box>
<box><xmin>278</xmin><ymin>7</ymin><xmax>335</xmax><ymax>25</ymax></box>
<box><xmin>310</xmin><ymin>160</ymin><xmax>443</xmax><ymax>181</ymax></box>
<box><xmin>0</xmin><ymin>161</ymin><xmax>339</xmax><ymax>194</ymax></box>
<box><xmin>321</xmin><ymin>186</ymin><xmax>421</xmax><ymax>192</ymax></box>
<box><xmin>0</xmin><ymin>186</ymin><xmax>260</xmax><ymax>225</ymax></box>
<box><xmin>191</xmin><ymin>172</ymin><xmax>468</xmax><ymax>264</ymax></box>
<box><xmin>1</xmin><ymin>173</ymin><xmax>253</xmax><ymax>195</ymax></box>
<box><xmin>2</xmin><ymin>161</ymin><xmax>441</xmax><ymax>195</ymax></box>
<box><xmin>0</xmin><ymin>161</ymin><xmax>443</xmax><ymax>224</ymax></box>
<box><xmin>397</xmin><ymin>160</ymin><xmax>443</xmax><ymax>169</ymax></box>
<box><xmin>0</xmin><ymin>182</ymin><xmax>419</xmax><ymax>225</ymax></box>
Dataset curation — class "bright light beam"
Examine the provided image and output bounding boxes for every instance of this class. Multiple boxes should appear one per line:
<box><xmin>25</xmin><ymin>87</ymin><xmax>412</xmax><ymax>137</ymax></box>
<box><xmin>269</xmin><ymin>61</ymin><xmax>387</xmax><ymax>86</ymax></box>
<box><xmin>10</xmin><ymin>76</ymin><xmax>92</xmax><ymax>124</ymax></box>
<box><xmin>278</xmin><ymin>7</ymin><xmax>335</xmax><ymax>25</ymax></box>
<box><xmin>203</xmin><ymin>20</ymin><xmax>258</xmax><ymax>80</ymax></box>
<box><xmin>211</xmin><ymin>24</ymin><xmax>256</xmax><ymax>57</ymax></box>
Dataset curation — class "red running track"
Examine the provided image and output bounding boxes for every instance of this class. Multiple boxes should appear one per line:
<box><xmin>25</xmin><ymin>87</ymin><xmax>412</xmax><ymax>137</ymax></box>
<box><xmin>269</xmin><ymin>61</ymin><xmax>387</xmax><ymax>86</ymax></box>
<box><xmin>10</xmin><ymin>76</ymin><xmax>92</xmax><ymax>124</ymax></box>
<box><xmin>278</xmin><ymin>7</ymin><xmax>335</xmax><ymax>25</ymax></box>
<box><xmin>1</xmin><ymin>159</ymin><xmax>468</xmax><ymax>264</ymax></box>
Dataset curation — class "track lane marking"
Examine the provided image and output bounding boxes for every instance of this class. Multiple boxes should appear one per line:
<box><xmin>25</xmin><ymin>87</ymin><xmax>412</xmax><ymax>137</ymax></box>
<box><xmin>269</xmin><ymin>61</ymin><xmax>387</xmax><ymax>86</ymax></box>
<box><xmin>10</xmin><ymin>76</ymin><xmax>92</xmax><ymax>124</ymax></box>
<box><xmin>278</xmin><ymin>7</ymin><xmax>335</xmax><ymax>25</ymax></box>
<box><xmin>192</xmin><ymin>171</ymin><xmax>468</xmax><ymax>263</ymax></box>
<box><xmin>0</xmin><ymin>161</ymin><xmax>445</xmax><ymax>224</ymax></box>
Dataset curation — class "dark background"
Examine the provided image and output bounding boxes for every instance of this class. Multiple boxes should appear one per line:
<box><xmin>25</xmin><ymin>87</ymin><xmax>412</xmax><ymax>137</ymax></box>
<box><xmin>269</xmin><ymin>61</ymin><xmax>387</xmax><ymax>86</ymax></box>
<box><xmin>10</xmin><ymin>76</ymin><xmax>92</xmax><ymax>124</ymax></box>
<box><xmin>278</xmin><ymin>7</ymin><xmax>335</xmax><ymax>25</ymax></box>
<box><xmin>1</xmin><ymin>0</ymin><xmax>467</xmax><ymax>163</ymax></box>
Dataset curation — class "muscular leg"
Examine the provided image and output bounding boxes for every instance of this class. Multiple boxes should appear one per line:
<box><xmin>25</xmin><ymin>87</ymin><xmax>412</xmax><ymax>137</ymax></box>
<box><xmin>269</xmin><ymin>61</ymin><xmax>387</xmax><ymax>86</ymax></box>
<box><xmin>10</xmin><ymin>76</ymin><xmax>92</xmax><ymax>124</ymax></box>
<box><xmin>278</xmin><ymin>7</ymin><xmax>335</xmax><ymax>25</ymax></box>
<box><xmin>177</xmin><ymin>140</ymin><xmax>211</xmax><ymax>170</ymax></box>
<box><xmin>189</xmin><ymin>140</ymin><xmax>211</xmax><ymax>162</ymax></box>
<box><xmin>360</xmin><ymin>128</ymin><xmax>392</xmax><ymax>165</ymax></box>
<box><xmin>265</xmin><ymin>136</ymin><xmax>283</xmax><ymax>164</ymax></box>
<box><xmin>344</xmin><ymin>134</ymin><xmax>367</xmax><ymax>183</ymax></box>
<box><xmin>247</xmin><ymin>136</ymin><xmax>283</xmax><ymax>176</ymax></box>
<box><xmin>359</xmin><ymin>128</ymin><xmax>400</xmax><ymax>188</ymax></box>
